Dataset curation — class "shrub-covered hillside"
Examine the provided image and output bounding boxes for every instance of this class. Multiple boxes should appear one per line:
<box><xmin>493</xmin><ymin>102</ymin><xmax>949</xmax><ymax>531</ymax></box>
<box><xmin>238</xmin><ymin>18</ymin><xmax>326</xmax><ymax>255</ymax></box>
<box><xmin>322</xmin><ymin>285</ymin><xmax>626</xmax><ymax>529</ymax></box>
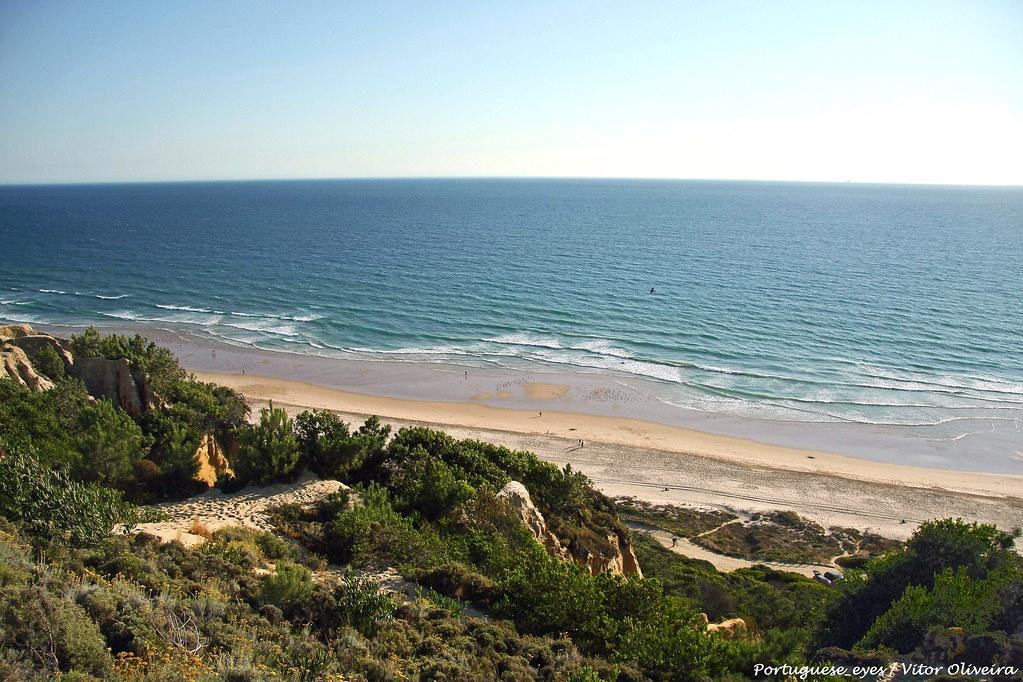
<box><xmin>2</xmin><ymin>327</ymin><xmax>1022</xmax><ymax>681</ymax></box>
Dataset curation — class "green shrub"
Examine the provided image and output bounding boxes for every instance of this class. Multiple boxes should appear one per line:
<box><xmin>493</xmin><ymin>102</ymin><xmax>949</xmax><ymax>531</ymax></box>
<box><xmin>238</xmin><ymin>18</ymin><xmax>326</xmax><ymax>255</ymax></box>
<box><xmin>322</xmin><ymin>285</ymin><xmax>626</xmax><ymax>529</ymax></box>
<box><xmin>326</xmin><ymin>509</ymin><xmax>374</xmax><ymax>564</ymax></box>
<box><xmin>814</xmin><ymin>519</ymin><xmax>1019</xmax><ymax>651</ymax></box>
<box><xmin>73</xmin><ymin>398</ymin><xmax>152</xmax><ymax>486</ymax></box>
<box><xmin>415</xmin><ymin>562</ymin><xmax>501</xmax><ymax>604</ymax></box>
<box><xmin>232</xmin><ymin>402</ymin><xmax>301</xmax><ymax>485</ymax></box>
<box><xmin>0</xmin><ymin>585</ymin><xmax>111</xmax><ymax>677</ymax></box>
<box><xmin>28</xmin><ymin>343</ymin><xmax>66</xmax><ymax>380</ymax></box>
<box><xmin>260</xmin><ymin>561</ymin><xmax>315</xmax><ymax>612</ymax></box>
<box><xmin>332</xmin><ymin>568</ymin><xmax>395</xmax><ymax>636</ymax></box>
<box><xmin>294</xmin><ymin>409</ymin><xmax>380</xmax><ymax>479</ymax></box>
<box><xmin>0</xmin><ymin>445</ymin><xmax>153</xmax><ymax>545</ymax></box>
<box><xmin>0</xmin><ymin>378</ymin><xmax>89</xmax><ymax>471</ymax></box>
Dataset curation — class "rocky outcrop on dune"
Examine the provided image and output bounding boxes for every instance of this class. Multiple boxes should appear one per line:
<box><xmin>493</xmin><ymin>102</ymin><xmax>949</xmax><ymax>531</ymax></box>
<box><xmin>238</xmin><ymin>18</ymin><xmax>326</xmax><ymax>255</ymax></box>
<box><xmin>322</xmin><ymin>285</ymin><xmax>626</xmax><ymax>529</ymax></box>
<box><xmin>700</xmin><ymin>613</ymin><xmax>748</xmax><ymax>638</ymax></box>
<box><xmin>0</xmin><ymin>323</ymin><xmax>159</xmax><ymax>417</ymax></box>
<box><xmin>68</xmin><ymin>356</ymin><xmax>157</xmax><ymax>418</ymax></box>
<box><xmin>497</xmin><ymin>480</ymin><xmax>642</xmax><ymax>577</ymax></box>
<box><xmin>0</xmin><ymin>344</ymin><xmax>54</xmax><ymax>391</ymax></box>
<box><xmin>579</xmin><ymin>530</ymin><xmax>643</xmax><ymax>578</ymax></box>
<box><xmin>192</xmin><ymin>432</ymin><xmax>234</xmax><ymax>486</ymax></box>
<box><xmin>7</xmin><ymin>333</ymin><xmax>75</xmax><ymax>370</ymax></box>
<box><xmin>498</xmin><ymin>481</ymin><xmax>571</xmax><ymax>561</ymax></box>
<box><xmin>0</xmin><ymin>324</ymin><xmax>74</xmax><ymax>391</ymax></box>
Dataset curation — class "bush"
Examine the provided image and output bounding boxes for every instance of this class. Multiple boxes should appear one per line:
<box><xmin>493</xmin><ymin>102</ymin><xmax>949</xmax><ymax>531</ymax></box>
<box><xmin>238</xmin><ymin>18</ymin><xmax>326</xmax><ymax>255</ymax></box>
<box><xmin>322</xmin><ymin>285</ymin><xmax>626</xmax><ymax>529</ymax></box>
<box><xmin>232</xmin><ymin>402</ymin><xmax>301</xmax><ymax>485</ymax></box>
<box><xmin>260</xmin><ymin>561</ymin><xmax>314</xmax><ymax>612</ymax></box>
<box><xmin>28</xmin><ymin>343</ymin><xmax>66</xmax><ymax>380</ymax></box>
<box><xmin>0</xmin><ymin>378</ymin><xmax>89</xmax><ymax>471</ymax></box>
<box><xmin>391</xmin><ymin>453</ymin><xmax>475</xmax><ymax>520</ymax></box>
<box><xmin>331</xmin><ymin>568</ymin><xmax>395</xmax><ymax>636</ymax></box>
<box><xmin>415</xmin><ymin>562</ymin><xmax>501</xmax><ymax>604</ymax></box>
<box><xmin>0</xmin><ymin>444</ymin><xmax>153</xmax><ymax>545</ymax></box>
<box><xmin>326</xmin><ymin>509</ymin><xmax>374</xmax><ymax>564</ymax></box>
<box><xmin>73</xmin><ymin>398</ymin><xmax>152</xmax><ymax>486</ymax></box>
<box><xmin>0</xmin><ymin>585</ymin><xmax>111</xmax><ymax>677</ymax></box>
<box><xmin>814</xmin><ymin>519</ymin><xmax>1019</xmax><ymax>652</ymax></box>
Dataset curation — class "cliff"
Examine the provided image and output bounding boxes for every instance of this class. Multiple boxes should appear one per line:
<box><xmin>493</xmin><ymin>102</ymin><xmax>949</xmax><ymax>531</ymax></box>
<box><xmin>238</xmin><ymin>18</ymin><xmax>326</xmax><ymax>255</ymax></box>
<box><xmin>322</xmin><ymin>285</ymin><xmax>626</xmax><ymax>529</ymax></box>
<box><xmin>498</xmin><ymin>480</ymin><xmax>642</xmax><ymax>578</ymax></box>
<box><xmin>0</xmin><ymin>323</ymin><xmax>158</xmax><ymax>417</ymax></box>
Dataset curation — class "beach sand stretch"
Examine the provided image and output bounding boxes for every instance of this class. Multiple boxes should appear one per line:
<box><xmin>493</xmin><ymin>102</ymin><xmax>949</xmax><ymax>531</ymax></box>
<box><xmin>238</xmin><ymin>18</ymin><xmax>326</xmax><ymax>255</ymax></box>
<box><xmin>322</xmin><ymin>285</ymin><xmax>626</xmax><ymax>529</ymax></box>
<box><xmin>194</xmin><ymin>370</ymin><xmax>1023</xmax><ymax>544</ymax></box>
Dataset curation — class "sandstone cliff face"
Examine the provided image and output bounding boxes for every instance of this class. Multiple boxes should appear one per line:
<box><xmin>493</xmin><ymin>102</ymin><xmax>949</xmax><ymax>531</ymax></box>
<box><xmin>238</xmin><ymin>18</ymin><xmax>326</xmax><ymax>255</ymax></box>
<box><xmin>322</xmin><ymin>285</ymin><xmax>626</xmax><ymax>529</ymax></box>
<box><xmin>9</xmin><ymin>334</ymin><xmax>75</xmax><ymax>371</ymax></box>
<box><xmin>579</xmin><ymin>530</ymin><xmax>643</xmax><ymax>579</ymax></box>
<box><xmin>69</xmin><ymin>356</ymin><xmax>157</xmax><ymax>418</ymax></box>
<box><xmin>0</xmin><ymin>323</ymin><xmax>159</xmax><ymax>417</ymax></box>
<box><xmin>497</xmin><ymin>480</ymin><xmax>642</xmax><ymax>578</ymax></box>
<box><xmin>0</xmin><ymin>343</ymin><xmax>54</xmax><ymax>391</ymax></box>
<box><xmin>0</xmin><ymin>324</ymin><xmax>72</xmax><ymax>391</ymax></box>
<box><xmin>498</xmin><ymin>481</ymin><xmax>571</xmax><ymax>561</ymax></box>
<box><xmin>192</xmin><ymin>432</ymin><xmax>234</xmax><ymax>486</ymax></box>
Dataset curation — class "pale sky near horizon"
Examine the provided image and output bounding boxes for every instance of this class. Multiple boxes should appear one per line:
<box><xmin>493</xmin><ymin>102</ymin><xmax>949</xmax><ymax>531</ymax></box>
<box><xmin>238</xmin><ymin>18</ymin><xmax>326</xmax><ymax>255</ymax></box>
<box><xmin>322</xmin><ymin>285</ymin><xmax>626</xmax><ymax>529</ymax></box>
<box><xmin>1</xmin><ymin>1</ymin><xmax>1021</xmax><ymax>186</ymax></box>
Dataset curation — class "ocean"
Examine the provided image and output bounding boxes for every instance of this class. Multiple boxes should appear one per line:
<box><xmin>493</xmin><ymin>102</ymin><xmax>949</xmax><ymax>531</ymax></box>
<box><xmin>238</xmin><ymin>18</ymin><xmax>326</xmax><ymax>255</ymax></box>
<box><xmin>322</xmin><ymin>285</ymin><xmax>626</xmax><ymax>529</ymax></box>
<box><xmin>2</xmin><ymin>179</ymin><xmax>1021</xmax><ymax>470</ymax></box>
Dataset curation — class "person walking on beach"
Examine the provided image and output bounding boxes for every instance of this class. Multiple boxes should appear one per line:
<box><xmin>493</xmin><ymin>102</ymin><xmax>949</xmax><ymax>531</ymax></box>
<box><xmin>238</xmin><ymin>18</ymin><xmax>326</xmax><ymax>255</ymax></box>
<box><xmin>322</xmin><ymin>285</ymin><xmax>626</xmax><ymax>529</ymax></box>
<box><xmin>464</xmin><ymin>370</ymin><xmax>468</xmax><ymax>380</ymax></box>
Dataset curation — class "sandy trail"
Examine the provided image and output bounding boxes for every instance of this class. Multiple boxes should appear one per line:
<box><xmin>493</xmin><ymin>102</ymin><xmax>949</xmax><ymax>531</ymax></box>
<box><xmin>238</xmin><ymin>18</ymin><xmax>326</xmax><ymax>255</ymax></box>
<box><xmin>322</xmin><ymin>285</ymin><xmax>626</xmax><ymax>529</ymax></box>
<box><xmin>629</xmin><ymin>522</ymin><xmax>838</xmax><ymax>577</ymax></box>
<box><xmin>133</xmin><ymin>475</ymin><xmax>345</xmax><ymax>547</ymax></box>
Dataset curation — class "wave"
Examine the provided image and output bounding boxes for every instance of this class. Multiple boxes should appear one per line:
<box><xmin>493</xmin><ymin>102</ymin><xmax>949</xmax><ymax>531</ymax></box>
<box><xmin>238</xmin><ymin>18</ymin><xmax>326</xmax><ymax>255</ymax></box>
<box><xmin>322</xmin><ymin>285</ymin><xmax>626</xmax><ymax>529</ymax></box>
<box><xmin>228</xmin><ymin>311</ymin><xmax>322</xmax><ymax>322</ymax></box>
<box><xmin>569</xmin><ymin>338</ymin><xmax>632</xmax><ymax>358</ymax></box>
<box><xmin>485</xmin><ymin>334</ymin><xmax>562</xmax><ymax>349</ymax></box>
<box><xmin>151</xmin><ymin>305</ymin><xmax>321</xmax><ymax>323</ymax></box>
<box><xmin>221</xmin><ymin>319</ymin><xmax>298</xmax><ymax>337</ymax></box>
<box><xmin>18</xmin><ymin>298</ymin><xmax>1023</xmax><ymax>432</ymax></box>
<box><xmin>857</xmin><ymin>364</ymin><xmax>1023</xmax><ymax>397</ymax></box>
<box><xmin>38</xmin><ymin>289</ymin><xmax>69</xmax><ymax>294</ymax></box>
<box><xmin>156</xmin><ymin>304</ymin><xmax>219</xmax><ymax>313</ymax></box>
<box><xmin>101</xmin><ymin>310</ymin><xmax>145</xmax><ymax>321</ymax></box>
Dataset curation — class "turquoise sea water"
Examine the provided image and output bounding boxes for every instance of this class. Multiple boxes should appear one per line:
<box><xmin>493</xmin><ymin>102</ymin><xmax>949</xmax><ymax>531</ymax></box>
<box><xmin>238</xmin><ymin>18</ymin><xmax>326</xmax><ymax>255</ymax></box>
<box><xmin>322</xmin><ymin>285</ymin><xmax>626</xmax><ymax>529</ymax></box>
<box><xmin>2</xmin><ymin>179</ymin><xmax>1021</xmax><ymax>465</ymax></box>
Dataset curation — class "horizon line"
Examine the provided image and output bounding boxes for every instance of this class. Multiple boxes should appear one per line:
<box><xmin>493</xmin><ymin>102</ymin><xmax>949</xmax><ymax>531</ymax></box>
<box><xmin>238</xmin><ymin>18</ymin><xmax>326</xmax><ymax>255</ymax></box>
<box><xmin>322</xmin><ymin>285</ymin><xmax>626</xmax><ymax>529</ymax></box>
<box><xmin>1</xmin><ymin>175</ymin><xmax>1021</xmax><ymax>190</ymax></box>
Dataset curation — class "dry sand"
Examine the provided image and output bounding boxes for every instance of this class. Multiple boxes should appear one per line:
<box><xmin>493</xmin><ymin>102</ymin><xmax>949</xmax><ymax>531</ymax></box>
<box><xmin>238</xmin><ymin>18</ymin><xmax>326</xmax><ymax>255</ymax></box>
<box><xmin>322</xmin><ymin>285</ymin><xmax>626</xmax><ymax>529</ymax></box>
<box><xmin>195</xmin><ymin>371</ymin><xmax>1023</xmax><ymax>542</ymax></box>
<box><xmin>133</xmin><ymin>474</ymin><xmax>345</xmax><ymax>547</ymax></box>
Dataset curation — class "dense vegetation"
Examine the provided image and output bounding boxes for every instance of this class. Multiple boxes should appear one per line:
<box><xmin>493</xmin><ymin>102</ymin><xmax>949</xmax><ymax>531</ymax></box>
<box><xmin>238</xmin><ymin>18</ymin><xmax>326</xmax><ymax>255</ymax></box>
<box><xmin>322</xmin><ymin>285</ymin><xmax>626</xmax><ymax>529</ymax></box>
<box><xmin>1</xmin><ymin>328</ymin><xmax>248</xmax><ymax>500</ymax></box>
<box><xmin>2</xmin><ymin>328</ymin><xmax>1022</xmax><ymax>680</ymax></box>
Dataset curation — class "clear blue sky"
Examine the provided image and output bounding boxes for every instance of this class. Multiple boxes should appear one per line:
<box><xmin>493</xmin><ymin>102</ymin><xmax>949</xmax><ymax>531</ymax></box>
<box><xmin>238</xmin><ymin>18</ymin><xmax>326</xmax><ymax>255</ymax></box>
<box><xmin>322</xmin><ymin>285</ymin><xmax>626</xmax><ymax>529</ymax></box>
<box><xmin>1</xmin><ymin>0</ymin><xmax>1021</xmax><ymax>185</ymax></box>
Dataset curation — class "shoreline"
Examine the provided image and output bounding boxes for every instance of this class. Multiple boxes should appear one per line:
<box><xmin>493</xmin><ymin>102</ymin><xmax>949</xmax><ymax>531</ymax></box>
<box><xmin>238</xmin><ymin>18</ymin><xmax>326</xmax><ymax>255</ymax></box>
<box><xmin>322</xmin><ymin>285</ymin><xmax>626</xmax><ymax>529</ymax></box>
<box><xmin>196</xmin><ymin>370</ymin><xmax>1023</xmax><ymax>541</ymax></box>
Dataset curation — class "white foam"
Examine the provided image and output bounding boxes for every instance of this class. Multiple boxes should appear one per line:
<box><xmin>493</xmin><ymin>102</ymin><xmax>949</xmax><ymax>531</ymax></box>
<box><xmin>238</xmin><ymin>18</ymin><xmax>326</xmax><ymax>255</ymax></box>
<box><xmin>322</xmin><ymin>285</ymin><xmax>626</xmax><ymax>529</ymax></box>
<box><xmin>570</xmin><ymin>338</ymin><xmax>631</xmax><ymax>358</ymax></box>
<box><xmin>156</xmin><ymin>304</ymin><xmax>217</xmax><ymax>313</ymax></box>
<box><xmin>486</xmin><ymin>334</ymin><xmax>563</xmax><ymax>349</ymax></box>
<box><xmin>101</xmin><ymin>310</ymin><xmax>141</xmax><ymax>321</ymax></box>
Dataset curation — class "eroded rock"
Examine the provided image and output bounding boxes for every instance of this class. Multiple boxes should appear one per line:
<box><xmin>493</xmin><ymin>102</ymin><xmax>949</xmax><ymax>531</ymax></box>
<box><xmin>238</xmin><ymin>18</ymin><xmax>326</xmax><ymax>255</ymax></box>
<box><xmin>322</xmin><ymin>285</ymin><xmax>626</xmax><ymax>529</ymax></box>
<box><xmin>497</xmin><ymin>481</ymin><xmax>571</xmax><ymax>561</ymax></box>
<box><xmin>69</xmin><ymin>356</ymin><xmax>156</xmax><ymax>417</ymax></box>
<box><xmin>0</xmin><ymin>343</ymin><xmax>54</xmax><ymax>391</ymax></box>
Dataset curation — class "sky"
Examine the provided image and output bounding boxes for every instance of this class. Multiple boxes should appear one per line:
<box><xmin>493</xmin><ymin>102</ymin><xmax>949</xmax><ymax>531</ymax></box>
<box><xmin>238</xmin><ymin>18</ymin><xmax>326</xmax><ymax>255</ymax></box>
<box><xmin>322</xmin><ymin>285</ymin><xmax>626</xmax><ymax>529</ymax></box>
<box><xmin>1</xmin><ymin>0</ymin><xmax>1021</xmax><ymax>185</ymax></box>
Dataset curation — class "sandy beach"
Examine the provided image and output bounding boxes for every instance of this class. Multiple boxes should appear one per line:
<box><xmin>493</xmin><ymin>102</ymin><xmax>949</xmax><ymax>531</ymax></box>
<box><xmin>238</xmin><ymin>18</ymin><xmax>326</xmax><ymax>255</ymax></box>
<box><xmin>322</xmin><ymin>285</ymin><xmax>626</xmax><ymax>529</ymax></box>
<box><xmin>195</xmin><ymin>370</ymin><xmax>1023</xmax><ymax>541</ymax></box>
